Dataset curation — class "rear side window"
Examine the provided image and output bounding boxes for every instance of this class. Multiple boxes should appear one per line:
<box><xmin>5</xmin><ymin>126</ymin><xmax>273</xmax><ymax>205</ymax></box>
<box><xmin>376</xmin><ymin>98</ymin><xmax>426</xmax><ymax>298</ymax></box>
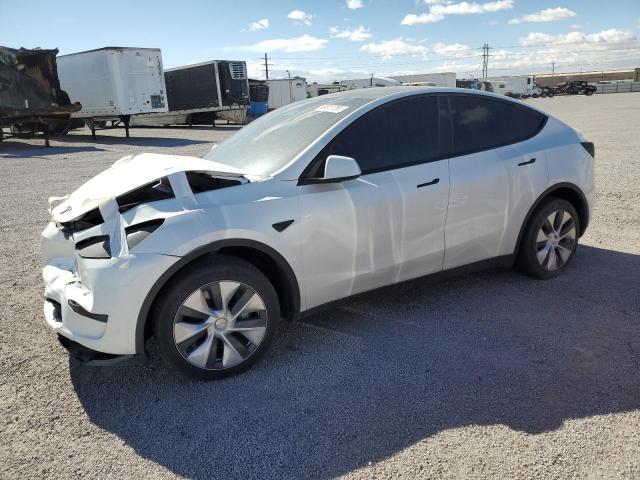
<box><xmin>449</xmin><ymin>95</ymin><xmax>546</xmax><ymax>157</ymax></box>
<box><xmin>309</xmin><ymin>95</ymin><xmax>443</xmax><ymax>176</ymax></box>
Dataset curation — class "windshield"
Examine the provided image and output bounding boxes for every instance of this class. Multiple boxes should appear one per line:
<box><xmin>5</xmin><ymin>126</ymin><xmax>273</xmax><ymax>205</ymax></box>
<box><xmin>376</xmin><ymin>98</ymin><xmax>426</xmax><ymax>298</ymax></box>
<box><xmin>203</xmin><ymin>94</ymin><xmax>374</xmax><ymax>176</ymax></box>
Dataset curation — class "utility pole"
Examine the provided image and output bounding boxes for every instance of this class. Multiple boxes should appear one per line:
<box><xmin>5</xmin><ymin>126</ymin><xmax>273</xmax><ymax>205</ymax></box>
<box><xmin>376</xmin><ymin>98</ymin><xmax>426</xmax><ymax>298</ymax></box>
<box><xmin>263</xmin><ymin>52</ymin><xmax>270</xmax><ymax>80</ymax></box>
<box><xmin>481</xmin><ymin>43</ymin><xmax>491</xmax><ymax>79</ymax></box>
<box><xmin>370</xmin><ymin>73</ymin><xmax>374</xmax><ymax>87</ymax></box>
<box><xmin>551</xmin><ymin>61</ymin><xmax>555</xmax><ymax>82</ymax></box>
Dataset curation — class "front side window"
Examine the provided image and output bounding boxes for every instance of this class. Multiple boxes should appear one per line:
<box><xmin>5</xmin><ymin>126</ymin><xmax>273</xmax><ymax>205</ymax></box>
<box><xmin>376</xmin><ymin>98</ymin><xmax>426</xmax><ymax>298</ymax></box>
<box><xmin>449</xmin><ymin>95</ymin><xmax>546</xmax><ymax>157</ymax></box>
<box><xmin>308</xmin><ymin>95</ymin><xmax>443</xmax><ymax>176</ymax></box>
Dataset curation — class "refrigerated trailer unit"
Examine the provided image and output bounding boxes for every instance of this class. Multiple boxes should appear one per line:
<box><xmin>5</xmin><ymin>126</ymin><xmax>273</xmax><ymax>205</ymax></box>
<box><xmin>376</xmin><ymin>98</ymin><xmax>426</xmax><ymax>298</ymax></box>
<box><xmin>131</xmin><ymin>60</ymin><xmax>250</xmax><ymax>126</ymax></box>
<box><xmin>56</xmin><ymin>47</ymin><xmax>168</xmax><ymax>138</ymax></box>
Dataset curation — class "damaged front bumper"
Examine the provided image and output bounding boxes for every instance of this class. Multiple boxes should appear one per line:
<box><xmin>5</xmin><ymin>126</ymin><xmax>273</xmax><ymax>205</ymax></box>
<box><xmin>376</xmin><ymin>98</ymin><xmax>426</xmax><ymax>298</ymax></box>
<box><xmin>41</xmin><ymin>220</ymin><xmax>179</xmax><ymax>356</ymax></box>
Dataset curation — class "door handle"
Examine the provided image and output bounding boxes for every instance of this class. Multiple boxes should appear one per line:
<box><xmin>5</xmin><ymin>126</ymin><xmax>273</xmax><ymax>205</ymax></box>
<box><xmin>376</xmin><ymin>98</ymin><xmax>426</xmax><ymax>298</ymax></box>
<box><xmin>518</xmin><ymin>158</ymin><xmax>536</xmax><ymax>166</ymax></box>
<box><xmin>417</xmin><ymin>178</ymin><xmax>440</xmax><ymax>188</ymax></box>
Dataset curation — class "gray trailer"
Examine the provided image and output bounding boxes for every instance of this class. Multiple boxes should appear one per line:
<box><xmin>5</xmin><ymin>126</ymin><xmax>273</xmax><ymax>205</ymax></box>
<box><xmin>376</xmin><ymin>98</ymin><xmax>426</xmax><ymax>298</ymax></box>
<box><xmin>131</xmin><ymin>60</ymin><xmax>249</xmax><ymax>127</ymax></box>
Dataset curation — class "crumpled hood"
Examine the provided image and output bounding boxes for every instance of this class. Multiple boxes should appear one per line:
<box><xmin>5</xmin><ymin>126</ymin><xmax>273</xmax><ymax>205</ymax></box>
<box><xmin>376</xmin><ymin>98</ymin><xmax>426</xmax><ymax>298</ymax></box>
<box><xmin>50</xmin><ymin>152</ymin><xmax>248</xmax><ymax>223</ymax></box>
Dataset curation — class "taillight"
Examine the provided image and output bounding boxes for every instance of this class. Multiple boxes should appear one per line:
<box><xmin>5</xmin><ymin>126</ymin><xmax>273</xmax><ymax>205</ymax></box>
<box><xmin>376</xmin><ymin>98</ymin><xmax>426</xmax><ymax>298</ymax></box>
<box><xmin>581</xmin><ymin>141</ymin><xmax>595</xmax><ymax>158</ymax></box>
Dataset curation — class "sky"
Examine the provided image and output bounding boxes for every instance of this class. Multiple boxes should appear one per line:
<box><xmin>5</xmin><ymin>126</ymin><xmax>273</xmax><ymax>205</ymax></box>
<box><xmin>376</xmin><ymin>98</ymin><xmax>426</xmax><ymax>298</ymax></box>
<box><xmin>1</xmin><ymin>0</ymin><xmax>639</xmax><ymax>81</ymax></box>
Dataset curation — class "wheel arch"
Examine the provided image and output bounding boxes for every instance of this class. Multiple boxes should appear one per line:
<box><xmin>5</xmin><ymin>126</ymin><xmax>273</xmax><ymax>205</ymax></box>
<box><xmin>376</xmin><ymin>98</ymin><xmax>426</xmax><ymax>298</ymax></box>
<box><xmin>515</xmin><ymin>182</ymin><xmax>589</xmax><ymax>256</ymax></box>
<box><xmin>135</xmin><ymin>239</ymin><xmax>301</xmax><ymax>354</ymax></box>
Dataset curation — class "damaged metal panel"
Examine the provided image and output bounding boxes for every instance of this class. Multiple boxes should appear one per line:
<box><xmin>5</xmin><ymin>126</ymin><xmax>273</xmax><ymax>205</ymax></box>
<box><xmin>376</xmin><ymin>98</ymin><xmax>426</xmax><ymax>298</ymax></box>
<box><xmin>0</xmin><ymin>46</ymin><xmax>81</xmax><ymax>122</ymax></box>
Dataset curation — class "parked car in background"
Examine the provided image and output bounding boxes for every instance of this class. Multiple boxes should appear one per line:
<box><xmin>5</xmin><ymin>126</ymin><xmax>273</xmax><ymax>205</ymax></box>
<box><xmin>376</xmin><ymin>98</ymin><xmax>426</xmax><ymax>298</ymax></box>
<box><xmin>41</xmin><ymin>88</ymin><xmax>595</xmax><ymax>379</ymax></box>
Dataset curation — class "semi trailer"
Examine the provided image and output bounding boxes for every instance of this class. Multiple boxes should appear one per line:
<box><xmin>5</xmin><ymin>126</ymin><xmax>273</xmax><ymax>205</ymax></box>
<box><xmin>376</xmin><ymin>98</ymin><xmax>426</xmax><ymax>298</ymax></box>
<box><xmin>131</xmin><ymin>60</ymin><xmax>249</xmax><ymax>126</ymax></box>
<box><xmin>56</xmin><ymin>47</ymin><xmax>168</xmax><ymax>138</ymax></box>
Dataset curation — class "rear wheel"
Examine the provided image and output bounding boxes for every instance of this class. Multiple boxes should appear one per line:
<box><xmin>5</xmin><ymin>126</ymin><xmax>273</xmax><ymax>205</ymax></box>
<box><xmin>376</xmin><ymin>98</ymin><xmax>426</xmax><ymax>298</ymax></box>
<box><xmin>517</xmin><ymin>198</ymin><xmax>580</xmax><ymax>279</ymax></box>
<box><xmin>152</xmin><ymin>256</ymin><xmax>280</xmax><ymax>380</ymax></box>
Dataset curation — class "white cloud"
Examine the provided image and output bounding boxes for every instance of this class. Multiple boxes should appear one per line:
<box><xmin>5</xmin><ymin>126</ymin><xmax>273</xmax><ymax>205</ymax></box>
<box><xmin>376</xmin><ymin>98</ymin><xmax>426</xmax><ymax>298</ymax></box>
<box><xmin>403</xmin><ymin>0</ymin><xmax>512</xmax><ymax>26</ymax></box>
<box><xmin>243</xmin><ymin>34</ymin><xmax>328</xmax><ymax>52</ymax></box>
<box><xmin>360</xmin><ymin>39</ymin><xmax>428</xmax><ymax>59</ymax></box>
<box><xmin>401</xmin><ymin>12</ymin><xmax>444</xmax><ymax>25</ymax></box>
<box><xmin>431</xmin><ymin>0</ymin><xmax>513</xmax><ymax>15</ymax></box>
<box><xmin>249</xmin><ymin>18</ymin><xmax>269</xmax><ymax>31</ymax></box>
<box><xmin>432</xmin><ymin>42</ymin><xmax>473</xmax><ymax>57</ymax></box>
<box><xmin>288</xmin><ymin>9</ymin><xmax>313</xmax><ymax>26</ymax></box>
<box><xmin>347</xmin><ymin>0</ymin><xmax>363</xmax><ymax>9</ymax></box>
<box><xmin>330</xmin><ymin>25</ymin><xmax>372</xmax><ymax>41</ymax></box>
<box><xmin>509</xmin><ymin>7</ymin><xmax>576</xmax><ymax>25</ymax></box>
<box><xmin>569</xmin><ymin>23</ymin><xmax>582</xmax><ymax>30</ymax></box>
<box><xmin>520</xmin><ymin>28</ymin><xmax>636</xmax><ymax>46</ymax></box>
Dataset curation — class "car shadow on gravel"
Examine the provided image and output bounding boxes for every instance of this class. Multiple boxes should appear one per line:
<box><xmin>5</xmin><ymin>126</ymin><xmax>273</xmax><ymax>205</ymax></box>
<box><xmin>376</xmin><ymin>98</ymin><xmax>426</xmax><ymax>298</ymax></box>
<box><xmin>51</xmin><ymin>134</ymin><xmax>212</xmax><ymax>148</ymax></box>
<box><xmin>0</xmin><ymin>141</ymin><xmax>107</xmax><ymax>158</ymax></box>
<box><xmin>69</xmin><ymin>245</ymin><xmax>640</xmax><ymax>479</ymax></box>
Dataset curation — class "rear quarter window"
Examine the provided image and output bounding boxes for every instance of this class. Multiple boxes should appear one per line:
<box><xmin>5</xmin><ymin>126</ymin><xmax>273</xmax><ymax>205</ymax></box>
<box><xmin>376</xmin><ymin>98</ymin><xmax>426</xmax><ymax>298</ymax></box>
<box><xmin>449</xmin><ymin>95</ymin><xmax>546</xmax><ymax>157</ymax></box>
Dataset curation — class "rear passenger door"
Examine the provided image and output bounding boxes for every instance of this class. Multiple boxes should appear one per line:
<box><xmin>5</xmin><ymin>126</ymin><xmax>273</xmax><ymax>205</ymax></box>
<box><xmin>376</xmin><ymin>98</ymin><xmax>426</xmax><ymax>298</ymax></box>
<box><xmin>298</xmin><ymin>94</ymin><xmax>451</xmax><ymax>308</ymax></box>
<box><xmin>443</xmin><ymin>94</ymin><xmax>549</xmax><ymax>269</ymax></box>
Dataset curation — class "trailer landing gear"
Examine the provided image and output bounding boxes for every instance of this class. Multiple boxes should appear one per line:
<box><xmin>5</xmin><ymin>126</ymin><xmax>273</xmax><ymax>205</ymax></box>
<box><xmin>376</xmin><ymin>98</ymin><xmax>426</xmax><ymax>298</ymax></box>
<box><xmin>84</xmin><ymin>115</ymin><xmax>131</xmax><ymax>140</ymax></box>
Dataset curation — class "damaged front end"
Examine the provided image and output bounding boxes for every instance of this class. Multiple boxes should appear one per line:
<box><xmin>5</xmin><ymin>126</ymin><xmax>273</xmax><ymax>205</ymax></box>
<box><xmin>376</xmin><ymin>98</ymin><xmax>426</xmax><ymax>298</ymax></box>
<box><xmin>41</xmin><ymin>153</ymin><xmax>249</xmax><ymax>359</ymax></box>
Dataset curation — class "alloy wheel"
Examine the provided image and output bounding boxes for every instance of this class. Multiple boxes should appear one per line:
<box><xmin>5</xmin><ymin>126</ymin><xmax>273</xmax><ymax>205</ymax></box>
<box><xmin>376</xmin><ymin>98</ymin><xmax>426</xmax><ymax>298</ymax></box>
<box><xmin>535</xmin><ymin>209</ymin><xmax>577</xmax><ymax>271</ymax></box>
<box><xmin>173</xmin><ymin>281</ymin><xmax>268</xmax><ymax>370</ymax></box>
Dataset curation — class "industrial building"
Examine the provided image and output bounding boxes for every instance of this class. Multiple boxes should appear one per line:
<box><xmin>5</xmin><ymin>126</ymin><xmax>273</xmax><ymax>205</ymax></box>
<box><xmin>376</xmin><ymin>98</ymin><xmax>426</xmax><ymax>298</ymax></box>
<box><xmin>534</xmin><ymin>68</ymin><xmax>640</xmax><ymax>88</ymax></box>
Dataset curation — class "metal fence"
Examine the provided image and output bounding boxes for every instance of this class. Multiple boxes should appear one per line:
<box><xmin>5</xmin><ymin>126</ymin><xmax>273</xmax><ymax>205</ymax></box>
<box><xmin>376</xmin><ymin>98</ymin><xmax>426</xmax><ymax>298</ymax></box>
<box><xmin>595</xmin><ymin>81</ymin><xmax>640</xmax><ymax>94</ymax></box>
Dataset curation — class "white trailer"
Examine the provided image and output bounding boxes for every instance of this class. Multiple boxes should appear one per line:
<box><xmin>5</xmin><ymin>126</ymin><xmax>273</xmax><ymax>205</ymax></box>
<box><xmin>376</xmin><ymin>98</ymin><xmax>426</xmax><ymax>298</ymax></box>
<box><xmin>57</xmin><ymin>47</ymin><xmax>168</xmax><ymax>138</ymax></box>
<box><xmin>266</xmin><ymin>78</ymin><xmax>308</xmax><ymax>109</ymax></box>
<box><xmin>307</xmin><ymin>83</ymin><xmax>347</xmax><ymax>98</ymax></box>
<box><xmin>485</xmin><ymin>75</ymin><xmax>541</xmax><ymax>98</ymax></box>
<box><xmin>340</xmin><ymin>76</ymin><xmax>401</xmax><ymax>90</ymax></box>
<box><xmin>390</xmin><ymin>72</ymin><xmax>456</xmax><ymax>87</ymax></box>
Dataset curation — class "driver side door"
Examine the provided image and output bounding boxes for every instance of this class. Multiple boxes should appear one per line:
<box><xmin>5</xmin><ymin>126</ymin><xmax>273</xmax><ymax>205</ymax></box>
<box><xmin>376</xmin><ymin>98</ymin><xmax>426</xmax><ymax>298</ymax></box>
<box><xmin>297</xmin><ymin>94</ymin><xmax>451</xmax><ymax>309</ymax></box>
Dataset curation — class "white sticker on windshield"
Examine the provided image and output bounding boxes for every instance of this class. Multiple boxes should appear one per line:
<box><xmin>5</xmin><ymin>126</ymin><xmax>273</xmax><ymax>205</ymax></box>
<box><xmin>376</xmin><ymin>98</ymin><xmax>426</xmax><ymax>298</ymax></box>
<box><xmin>315</xmin><ymin>104</ymin><xmax>348</xmax><ymax>113</ymax></box>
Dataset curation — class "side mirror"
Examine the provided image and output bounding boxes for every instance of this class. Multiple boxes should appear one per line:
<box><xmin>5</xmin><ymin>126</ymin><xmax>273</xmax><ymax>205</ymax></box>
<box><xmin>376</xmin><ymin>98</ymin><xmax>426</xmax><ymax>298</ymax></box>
<box><xmin>299</xmin><ymin>155</ymin><xmax>361</xmax><ymax>185</ymax></box>
<box><xmin>323</xmin><ymin>155</ymin><xmax>361</xmax><ymax>182</ymax></box>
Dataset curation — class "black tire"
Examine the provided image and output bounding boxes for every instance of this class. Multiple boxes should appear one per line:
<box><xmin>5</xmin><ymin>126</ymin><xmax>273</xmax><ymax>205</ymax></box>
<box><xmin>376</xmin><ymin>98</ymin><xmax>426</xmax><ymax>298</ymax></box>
<box><xmin>547</xmin><ymin>91</ymin><xmax>555</xmax><ymax>98</ymax></box>
<box><xmin>517</xmin><ymin>197</ymin><xmax>580</xmax><ymax>279</ymax></box>
<box><xmin>151</xmin><ymin>255</ymin><xmax>281</xmax><ymax>380</ymax></box>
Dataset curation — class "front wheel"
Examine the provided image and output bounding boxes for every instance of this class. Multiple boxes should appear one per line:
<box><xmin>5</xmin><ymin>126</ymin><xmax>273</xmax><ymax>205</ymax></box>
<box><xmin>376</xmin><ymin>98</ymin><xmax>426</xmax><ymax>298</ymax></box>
<box><xmin>517</xmin><ymin>198</ymin><xmax>580</xmax><ymax>279</ymax></box>
<box><xmin>152</xmin><ymin>256</ymin><xmax>281</xmax><ymax>380</ymax></box>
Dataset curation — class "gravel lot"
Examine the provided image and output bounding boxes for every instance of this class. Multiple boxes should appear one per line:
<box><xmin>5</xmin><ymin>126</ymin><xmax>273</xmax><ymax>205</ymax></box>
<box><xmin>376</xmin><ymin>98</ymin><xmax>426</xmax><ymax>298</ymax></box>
<box><xmin>1</xmin><ymin>93</ymin><xmax>639</xmax><ymax>479</ymax></box>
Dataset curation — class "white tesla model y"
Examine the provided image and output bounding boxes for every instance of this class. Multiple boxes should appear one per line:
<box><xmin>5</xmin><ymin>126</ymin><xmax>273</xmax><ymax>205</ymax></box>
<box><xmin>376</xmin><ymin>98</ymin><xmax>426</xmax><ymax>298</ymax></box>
<box><xmin>42</xmin><ymin>87</ymin><xmax>595</xmax><ymax>379</ymax></box>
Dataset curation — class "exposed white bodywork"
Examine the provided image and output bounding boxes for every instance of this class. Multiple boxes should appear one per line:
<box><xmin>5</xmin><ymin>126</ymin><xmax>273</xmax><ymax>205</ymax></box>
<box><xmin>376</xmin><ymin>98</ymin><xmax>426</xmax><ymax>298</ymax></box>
<box><xmin>266</xmin><ymin>78</ymin><xmax>308</xmax><ymax>109</ymax></box>
<box><xmin>41</xmin><ymin>87</ymin><xmax>595</xmax><ymax>357</ymax></box>
<box><xmin>57</xmin><ymin>47</ymin><xmax>168</xmax><ymax>118</ymax></box>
